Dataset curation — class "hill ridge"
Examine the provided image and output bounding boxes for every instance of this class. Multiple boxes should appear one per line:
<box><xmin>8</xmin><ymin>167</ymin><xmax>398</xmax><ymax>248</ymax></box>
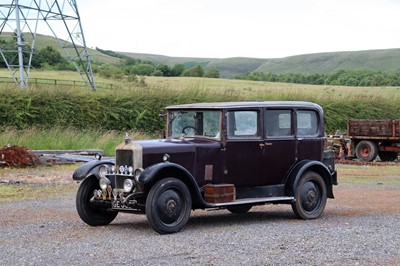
<box><xmin>3</xmin><ymin>33</ymin><xmax>399</xmax><ymax>78</ymax></box>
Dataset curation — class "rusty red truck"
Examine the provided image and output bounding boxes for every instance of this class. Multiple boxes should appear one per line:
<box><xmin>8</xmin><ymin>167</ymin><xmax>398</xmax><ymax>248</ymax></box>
<box><xmin>348</xmin><ymin>119</ymin><xmax>400</xmax><ymax>162</ymax></box>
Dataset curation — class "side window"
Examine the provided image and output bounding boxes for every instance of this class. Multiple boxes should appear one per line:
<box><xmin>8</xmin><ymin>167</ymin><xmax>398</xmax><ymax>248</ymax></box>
<box><xmin>297</xmin><ymin>110</ymin><xmax>318</xmax><ymax>136</ymax></box>
<box><xmin>227</xmin><ymin>111</ymin><xmax>259</xmax><ymax>138</ymax></box>
<box><xmin>265</xmin><ymin>110</ymin><xmax>293</xmax><ymax>137</ymax></box>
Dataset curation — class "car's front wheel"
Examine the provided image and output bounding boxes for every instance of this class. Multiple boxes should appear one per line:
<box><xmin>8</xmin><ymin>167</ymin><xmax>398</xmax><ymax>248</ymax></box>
<box><xmin>76</xmin><ymin>175</ymin><xmax>118</xmax><ymax>226</ymax></box>
<box><xmin>146</xmin><ymin>178</ymin><xmax>192</xmax><ymax>234</ymax></box>
<box><xmin>291</xmin><ymin>171</ymin><xmax>327</xmax><ymax>219</ymax></box>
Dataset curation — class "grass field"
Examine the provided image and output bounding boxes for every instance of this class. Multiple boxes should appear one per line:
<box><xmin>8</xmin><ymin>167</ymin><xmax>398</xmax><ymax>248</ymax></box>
<box><xmin>1</xmin><ymin>70</ymin><xmax>399</xmax><ymax>153</ymax></box>
<box><xmin>2</xmin><ymin>69</ymin><xmax>400</xmax><ymax>98</ymax></box>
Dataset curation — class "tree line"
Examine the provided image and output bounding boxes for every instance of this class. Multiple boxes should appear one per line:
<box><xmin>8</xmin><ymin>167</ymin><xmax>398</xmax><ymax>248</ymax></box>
<box><xmin>236</xmin><ymin>69</ymin><xmax>400</xmax><ymax>86</ymax></box>
<box><xmin>94</xmin><ymin>48</ymin><xmax>220</xmax><ymax>79</ymax></box>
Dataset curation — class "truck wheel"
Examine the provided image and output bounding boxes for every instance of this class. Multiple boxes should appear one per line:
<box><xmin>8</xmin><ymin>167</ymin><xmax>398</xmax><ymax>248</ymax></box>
<box><xmin>76</xmin><ymin>176</ymin><xmax>118</xmax><ymax>226</ymax></box>
<box><xmin>378</xmin><ymin>151</ymin><xmax>398</xmax><ymax>162</ymax></box>
<box><xmin>291</xmin><ymin>171</ymin><xmax>327</xmax><ymax>220</ymax></box>
<box><xmin>146</xmin><ymin>178</ymin><xmax>192</xmax><ymax>234</ymax></box>
<box><xmin>355</xmin><ymin>140</ymin><xmax>378</xmax><ymax>162</ymax></box>
<box><xmin>227</xmin><ymin>204</ymin><xmax>252</xmax><ymax>214</ymax></box>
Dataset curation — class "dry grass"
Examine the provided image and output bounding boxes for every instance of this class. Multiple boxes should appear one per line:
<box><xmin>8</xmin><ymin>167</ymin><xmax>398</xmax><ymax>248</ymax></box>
<box><xmin>336</xmin><ymin>164</ymin><xmax>400</xmax><ymax>186</ymax></box>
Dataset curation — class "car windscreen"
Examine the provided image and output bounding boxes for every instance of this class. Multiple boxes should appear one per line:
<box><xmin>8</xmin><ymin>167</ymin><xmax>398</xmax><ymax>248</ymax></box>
<box><xmin>168</xmin><ymin>110</ymin><xmax>221</xmax><ymax>139</ymax></box>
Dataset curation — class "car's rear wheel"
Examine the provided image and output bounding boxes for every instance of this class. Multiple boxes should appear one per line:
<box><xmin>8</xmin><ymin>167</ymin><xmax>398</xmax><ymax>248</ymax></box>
<box><xmin>291</xmin><ymin>171</ymin><xmax>327</xmax><ymax>220</ymax></box>
<box><xmin>76</xmin><ymin>175</ymin><xmax>118</xmax><ymax>226</ymax></box>
<box><xmin>146</xmin><ymin>178</ymin><xmax>192</xmax><ymax>234</ymax></box>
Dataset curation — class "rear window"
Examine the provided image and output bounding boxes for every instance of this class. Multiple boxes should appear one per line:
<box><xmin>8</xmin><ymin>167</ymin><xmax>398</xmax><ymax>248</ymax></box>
<box><xmin>297</xmin><ymin>110</ymin><xmax>318</xmax><ymax>136</ymax></box>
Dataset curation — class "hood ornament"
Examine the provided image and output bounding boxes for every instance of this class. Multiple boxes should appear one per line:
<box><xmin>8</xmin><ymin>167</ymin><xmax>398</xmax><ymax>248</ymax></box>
<box><xmin>125</xmin><ymin>132</ymin><xmax>131</xmax><ymax>144</ymax></box>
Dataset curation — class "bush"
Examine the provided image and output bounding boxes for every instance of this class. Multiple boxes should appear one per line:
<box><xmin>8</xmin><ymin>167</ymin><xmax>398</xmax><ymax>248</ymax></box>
<box><xmin>0</xmin><ymin>84</ymin><xmax>399</xmax><ymax>134</ymax></box>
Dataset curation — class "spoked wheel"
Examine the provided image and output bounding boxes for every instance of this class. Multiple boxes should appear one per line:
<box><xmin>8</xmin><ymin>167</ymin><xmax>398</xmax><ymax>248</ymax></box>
<box><xmin>146</xmin><ymin>178</ymin><xmax>192</xmax><ymax>234</ymax></box>
<box><xmin>291</xmin><ymin>171</ymin><xmax>327</xmax><ymax>220</ymax></box>
<box><xmin>76</xmin><ymin>176</ymin><xmax>118</xmax><ymax>226</ymax></box>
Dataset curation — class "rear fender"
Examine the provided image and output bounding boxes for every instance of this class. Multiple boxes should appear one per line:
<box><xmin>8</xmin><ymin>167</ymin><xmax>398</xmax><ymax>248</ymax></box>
<box><xmin>72</xmin><ymin>160</ymin><xmax>114</xmax><ymax>181</ymax></box>
<box><xmin>286</xmin><ymin>160</ymin><xmax>335</xmax><ymax>198</ymax></box>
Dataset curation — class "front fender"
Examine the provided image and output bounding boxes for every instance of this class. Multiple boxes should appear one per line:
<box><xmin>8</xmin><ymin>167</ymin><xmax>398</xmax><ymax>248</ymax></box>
<box><xmin>138</xmin><ymin>162</ymin><xmax>205</xmax><ymax>207</ymax></box>
<box><xmin>72</xmin><ymin>160</ymin><xmax>114</xmax><ymax>181</ymax></box>
<box><xmin>286</xmin><ymin>160</ymin><xmax>335</xmax><ymax>198</ymax></box>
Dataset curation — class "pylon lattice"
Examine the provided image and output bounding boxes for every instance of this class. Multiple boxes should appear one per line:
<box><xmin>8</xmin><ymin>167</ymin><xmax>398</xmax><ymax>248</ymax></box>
<box><xmin>0</xmin><ymin>0</ymin><xmax>96</xmax><ymax>90</ymax></box>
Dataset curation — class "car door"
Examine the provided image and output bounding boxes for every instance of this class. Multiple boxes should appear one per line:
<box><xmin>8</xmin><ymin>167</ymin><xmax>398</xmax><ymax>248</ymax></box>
<box><xmin>224</xmin><ymin>109</ymin><xmax>265</xmax><ymax>187</ymax></box>
<box><xmin>296</xmin><ymin>109</ymin><xmax>324</xmax><ymax>161</ymax></box>
<box><xmin>262</xmin><ymin>109</ymin><xmax>297</xmax><ymax>185</ymax></box>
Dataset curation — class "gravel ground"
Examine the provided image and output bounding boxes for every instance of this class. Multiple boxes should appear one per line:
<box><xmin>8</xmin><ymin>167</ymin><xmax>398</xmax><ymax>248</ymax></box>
<box><xmin>0</xmin><ymin>166</ymin><xmax>399</xmax><ymax>265</ymax></box>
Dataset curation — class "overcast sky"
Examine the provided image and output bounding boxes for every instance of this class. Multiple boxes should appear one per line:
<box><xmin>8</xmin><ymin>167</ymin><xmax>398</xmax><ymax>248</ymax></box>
<box><xmin>76</xmin><ymin>0</ymin><xmax>400</xmax><ymax>59</ymax></box>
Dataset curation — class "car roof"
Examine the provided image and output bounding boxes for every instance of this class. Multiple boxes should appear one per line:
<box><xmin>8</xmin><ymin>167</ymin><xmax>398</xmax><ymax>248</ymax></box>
<box><xmin>166</xmin><ymin>101</ymin><xmax>322</xmax><ymax>110</ymax></box>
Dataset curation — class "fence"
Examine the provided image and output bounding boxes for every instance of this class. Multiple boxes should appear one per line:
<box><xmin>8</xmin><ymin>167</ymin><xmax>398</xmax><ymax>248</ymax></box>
<box><xmin>0</xmin><ymin>76</ymin><xmax>113</xmax><ymax>90</ymax></box>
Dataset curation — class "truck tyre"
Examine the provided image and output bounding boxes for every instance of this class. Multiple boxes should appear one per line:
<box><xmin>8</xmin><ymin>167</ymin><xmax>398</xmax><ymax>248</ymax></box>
<box><xmin>355</xmin><ymin>140</ymin><xmax>378</xmax><ymax>162</ymax></box>
<box><xmin>291</xmin><ymin>171</ymin><xmax>327</xmax><ymax>220</ymax></box>
<box><xmin>146</xmin><ymin>178</ymin><xmax>192</xmax><ymax>234</ymax></box>
<box><xmin>76</xmin><ymin>176</ymin><xmax>118</xmax><ymax>226</ymax></box>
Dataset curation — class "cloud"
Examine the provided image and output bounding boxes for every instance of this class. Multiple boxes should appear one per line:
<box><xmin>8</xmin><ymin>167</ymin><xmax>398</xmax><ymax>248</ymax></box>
<box><xmin>76</xmin><ymin>0</ymin><xmax>400</xmax><ymax>58</ymax></box>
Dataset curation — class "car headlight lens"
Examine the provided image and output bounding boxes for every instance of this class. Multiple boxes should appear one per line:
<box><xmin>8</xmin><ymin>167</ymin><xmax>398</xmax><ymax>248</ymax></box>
<box><xmin>99</xmin><ymin>165</ymin><xmax>108</xmax><ymax>178</ymax></box>
<box><xmin>99</xmin><ymin>177</ymin><xmax>111</xmax><ymax>190</ymax></box>
<box><xmin>119</xmin><ymin>165</ymin><xmax>125</xmax><ymax>174</ymax></box>
<box><xmin>123</xmin><ymin>179</ymin><xmax>135</xmax><ymax>193</ymax></box>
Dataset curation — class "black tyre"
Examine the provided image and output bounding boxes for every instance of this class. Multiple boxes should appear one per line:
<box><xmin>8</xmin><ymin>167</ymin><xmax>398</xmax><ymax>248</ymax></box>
<box><xmin>291</xmin><ymin>171</ymin><xmax>327</xmax><ymax>220</ymax></box>
<box><xmin>227</xmin><ymin>205</ymin><xmax>252</xmax><ymax>214</ymax></box>
<box><xmin>355</xmin><ymin>140</ymin><xmax>378</xmax><ymax>162</ymax></box>
<box><xmin>146</xmin><ymin>178</ymin><xmax>192</xmax><ymax>234</ymax></box>
<box><xmin>378</xmin><ymin>151</ymin><xmax>398</xmax><ymax>162</ymax></box>
<box><xmin>76</xmin><ymin>176</ymin><xmax>118</xmax><ymax>226</ymax></box>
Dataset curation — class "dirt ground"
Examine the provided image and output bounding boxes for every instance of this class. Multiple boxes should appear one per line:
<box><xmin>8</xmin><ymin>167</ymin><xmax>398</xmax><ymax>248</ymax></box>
<box><xmin>1</xmin><ymin>162</ymin><xmax>399</xmax><ymax>216</ymax></box>
<box><xmin>0</xmin><ymin>163</ymin><xmax>399</xmax><ymax>265</ymax></box>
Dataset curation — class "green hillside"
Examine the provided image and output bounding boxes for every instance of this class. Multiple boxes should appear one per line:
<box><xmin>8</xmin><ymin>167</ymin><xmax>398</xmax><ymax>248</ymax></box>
<box><xmin>122</xmin><ymin>49</ymin><xmax>400</xmax><ymax>78</ymax></box>
<box><xmin>255</xmin><ymin>49</ymin><xmax>400</xmax><ymax>74</ymax></box>
<box><xmin>3</xmin><ymin>33</ymin><xmax>400</xmax><ymax>78</ymax></box>
<box><xmin>1</xmin><ymin>32</ymin><xmax>119</xmax><ymax>64</ymax></box>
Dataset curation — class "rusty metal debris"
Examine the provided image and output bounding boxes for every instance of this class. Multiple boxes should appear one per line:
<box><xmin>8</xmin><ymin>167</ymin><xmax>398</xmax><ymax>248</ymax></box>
<box><xmin>33</xmin><ymin>149</ymin><xmax>108</xmax><ymax>165</ymax></box>
<box><xmin>0</xmin><ymin>144</ymin><xmax>40</xmax><ymax>168</ymax></box>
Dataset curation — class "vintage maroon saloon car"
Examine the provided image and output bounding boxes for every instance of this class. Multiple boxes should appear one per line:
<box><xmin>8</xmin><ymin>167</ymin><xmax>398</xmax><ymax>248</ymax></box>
<box><xmin>73</xmin><ymin>101</ymin><xmax>337</xmax><ymax>234</ymax></box>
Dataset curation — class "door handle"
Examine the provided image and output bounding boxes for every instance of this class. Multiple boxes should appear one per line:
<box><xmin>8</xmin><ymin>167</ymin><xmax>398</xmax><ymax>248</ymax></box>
<box><xmin>259</xmin><ymin>142</ymin><xmax>272</xmax><ymax>148</ymax></box>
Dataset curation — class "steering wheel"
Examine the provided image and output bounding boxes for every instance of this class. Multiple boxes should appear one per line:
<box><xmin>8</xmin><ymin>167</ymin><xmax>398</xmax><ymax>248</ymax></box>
<box><xmin>181</xmin><ymin>126</ymin><xmax>201</xmax><ymax>135</ymax></box>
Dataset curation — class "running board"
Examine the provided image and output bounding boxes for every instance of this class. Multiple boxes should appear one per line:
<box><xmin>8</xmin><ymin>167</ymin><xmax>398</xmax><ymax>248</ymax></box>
<box><xmin>207</xmin><ymin>196</ymin><xmax>295</xmax><ymax>208</ymax></box>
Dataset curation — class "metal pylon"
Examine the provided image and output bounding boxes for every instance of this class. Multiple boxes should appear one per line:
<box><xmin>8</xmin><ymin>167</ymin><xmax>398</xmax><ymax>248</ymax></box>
<box><xmin>0</xmin><ymin>0</ymin><xmax>96</xmax><ymax>90</ymax></box>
